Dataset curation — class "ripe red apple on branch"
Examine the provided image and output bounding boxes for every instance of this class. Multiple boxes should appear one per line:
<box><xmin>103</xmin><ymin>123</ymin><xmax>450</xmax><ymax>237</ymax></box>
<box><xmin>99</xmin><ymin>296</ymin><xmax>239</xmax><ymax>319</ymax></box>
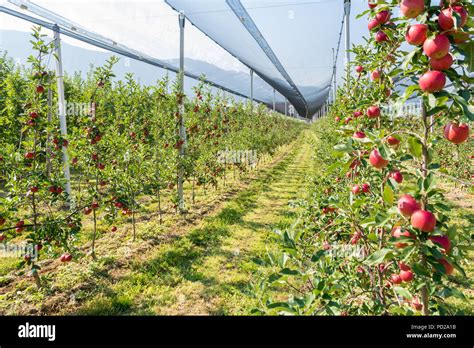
<box><xmin>428</xmin><ymin>235</ymin><xmax>451</xmax><ymax>253</ymax></box>
<box><xmin>375</xmin><ymin>10</ymin><xmax>391</xmax><ymax>24</ymax></box>
<box><xmin>400</xmin><ymin>0</ymin><xmax>425</xmax><ymax>18</ymax></box>
<box><xmin>371</xmin><ymin>70</ymin><xmax>381</xmax><ymax>81</ymax></box>
<box><xmin>392</xmin><ymin>226</ymin><xmax>414</xmax><ymax>248</ymax></box>
<box><xmin>353</xmin><ymin>131</ymin><xmax>366</xmax><ymax>139</ymax></box>
<box><xmin>369</xmin><ymin>149</ymin><xmax>389</xmax><ymax>168</ymax></box>
<box><xmin>438</xmin><ymin>5</ymin><xmax>468</xmax><ymax>31</ymax></box>
<box><xmin>411</xmin><ymin>210</ymin><xmax>437</xmax><ymax>232</ymax></box>
<box><xmin>389</xmin><ymin>170</ymin><xmax>403</xmax><ymax>183</ymax></box>
<box><xmin>386</xmin><ymin>136</ymin><xmax>400</xmax><ymax>146</ymax></box>
<box><xmin>375</xmin><ymin>30</ymin><xmax>389</xmax><ymax>42</ymax></box>
<box><xmin>366</xmin><ymin>105</ymin><xmax>381</xmax><ymax>118</ymax></box>
<box><xmin>423</xmin><ymin>34</ymin><xmax>450</xmax><ymax>59</ymax></box>
<box><xmin>397</xmin><ymin>194</ymin><xmax>420</xmax><ymax>217</ymax></box>
<box><xmin>439</xmin><ymin>258</ymin><xmax>454</xmax><ymax>275</ymax></box>
<box><xmin>405</xmin><ymin>24</ymin><xmax>428</xmax><ymax>45</ymax></box>
<box><xmin>444</xmin><ymin>123</ymin><xmax>469</xmax><ymax>144</ymax></box>
<box><xmin>429</xmin><ymin>54</ymin><xmax>453</xmax><ymax>71</ymax></box>
<box><xmin>419</xmin><ymin>71</ymin><xmax>446</xmax><ymax>93</ymax></box>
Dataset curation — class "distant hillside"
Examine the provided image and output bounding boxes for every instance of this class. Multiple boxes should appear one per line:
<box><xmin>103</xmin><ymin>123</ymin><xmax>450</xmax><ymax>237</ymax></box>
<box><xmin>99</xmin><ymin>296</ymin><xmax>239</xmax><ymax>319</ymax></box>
<box><xmin>0</xmin><ymin>30</ymin><xmax>274</xmax><ymax>102</ymax></box>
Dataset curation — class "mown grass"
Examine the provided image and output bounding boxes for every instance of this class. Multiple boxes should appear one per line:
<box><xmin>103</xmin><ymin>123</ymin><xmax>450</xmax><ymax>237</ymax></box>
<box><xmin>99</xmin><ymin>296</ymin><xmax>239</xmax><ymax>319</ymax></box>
<box><xmin>0</xmin><ymin>131</ymin><xmax>315</xmax><ymax>315</ymax></box>
<box><xmin>75</xmin><ymin>131</ymin><xmax>316</xmax><ymax>315</ymax></box>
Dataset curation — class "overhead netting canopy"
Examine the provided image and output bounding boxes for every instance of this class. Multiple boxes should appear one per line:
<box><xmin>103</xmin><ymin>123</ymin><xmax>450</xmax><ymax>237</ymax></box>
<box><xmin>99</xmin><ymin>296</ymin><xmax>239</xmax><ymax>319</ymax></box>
<box><xmin>1</xmin><ymin>0</ymin><xmax>346</xmax><ymax>118</ymax></box>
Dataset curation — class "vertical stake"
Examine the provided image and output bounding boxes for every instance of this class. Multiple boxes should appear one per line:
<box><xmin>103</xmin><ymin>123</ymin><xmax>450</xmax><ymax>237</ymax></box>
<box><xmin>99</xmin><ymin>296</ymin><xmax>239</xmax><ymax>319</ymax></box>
<box><xmin>178</xmin><ymin>11</ymin><xmax>186</xmax><ymax>213</ymax></box>
<box><xmin>53</xmin><ymin>26</ymin><xmax>72</xmax><ymax>208</ymax></box>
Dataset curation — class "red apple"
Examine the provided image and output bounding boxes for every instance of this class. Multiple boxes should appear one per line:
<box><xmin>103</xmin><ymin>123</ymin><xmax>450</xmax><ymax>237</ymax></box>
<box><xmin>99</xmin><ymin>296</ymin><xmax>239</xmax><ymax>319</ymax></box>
<box><xmin>411</xmin><ymin>210</ymin><xmax>436</xmax><ymax>232</ymax></box>
<box><xmin>375</xmin><ymin>10</ymin><xmax>390</xmax><ymax>24</ymax></box>
<box><xmin>429</xmin><ymin>53</ymin><xmax>453</xmax><ymax>71</ymax></box>
<box><xmin>423</xmin><ymin>34</ymin><xmax>450</xmax><ymax>59</ymax></box>
<box><xmin>361</xmin><ymin>183</ymin><xmax>370</xmax><ymax>193</ymax></box>
<box><xmin>369</xmin><ymin>149</ymin><xmax>389</xmax><ymax>169</ymax></box>
<box><xmin>353</xmin><ymin>131</ymin><xmax>366</xmax><ymax>139</ymax></box>
<box><xmin>60</xmin><ymin>253</ymin><xmax>73</xmax><ymax>262</ymax></box>
<box><xmin>111</xmin><ymin>226</ymin><xmax>118</xmax><ymax>232</ymax></box>
<box><xmin>400</xmin><ymin>270</ymin><xmax>414</xmax><ymax>282</ymax></box>
<box><xmin>400</xmin><ymin>0</ymin><xmax>425</xmax><ymax>18</ymax></box>
<box><xmin>344</xmin><ymin>117</ymin><xmax>352</xmax><ymax>124</ymax></box>
<box><xmin>371</xmin><ymin>70</ymin><xmax>381</xmax><ymax>81</ymax></box>
<box><xmin>84</xmin><ymin>207</ymin><xmax>93</xmax><ymax>215</ymax></box>
<box><xmin>0</xmin><ymin>217</ymin><xmax>5</xmax><ymax>226</ymax></box>
<box><xmin>29</xmin><ymin>111</ymin><xmax>39</xmax><ymax>119</ymax></box>
<box><xmin>439</xmin><ymin>258</ymin><xmax>454</xmax><ymax>275</ymax></box>
<box><xmin>390</xmin><ymin>274</ymin><xmax>402</xmax><ymax>284</ymax></box>
<box><xmin>356</xmin><ymin>66</ymin><xmax>364</xmax><ymax>73</ymax></box>
<box><xmin>352</xmin><ymin>185</ymin><xmax>361</xmax><ymax>194</ymax></box>
<box><xmin>368</xmin><ymin>18</ymin><xmax>380</xmax><ymax>31</ymax></box>
<box><xmin>438</xmin><ymin>6</ymin><xmax>468</xmax><ymax>31</ymax></box>
<box><xmin>406</xmin><ymin>24</ymin><xmax>428</xmax><ymax>45</ymax></box>
<box><xmin>15</xmin><ymin>220</ymin><xmax>25</xmax><ymax>233</ymax></box>
<box><xmin>428</xmin><ymin>235</ymin><xmax>451</xmax><ymax>253</ymax></box>
<box><xmin>392</xmin><ymin>226</ymin><xmax>413</xmax><ymax>248</ymax></box>
<box><xmin>411</xmin><ymin>298</ymin><xmax>423</xmax><ymax>311</ymax></box>
<box><xmin>367</xmin><ymin>105</ymin><xmax>381</xmax><ymax>118</ymax></box>
<box><xmin>375</xmin><ymin>30</ymin><xmax>388</xmax><ymax>42</ymax></box>
<box><xmin>368</xmin><ymin>1</ymin><xmax>377</xmax><ymax>9</ymax></box>
<box><xmin>36</xmin><ymin>85</ymin><xmax>45</xmax><ymax>94</ymax></box>
<box><xmin>24</xmin><ymin>152</ymin><xmax>35</xmax><ymax>160</ymax></box>
<box><xmin>419</xmin><ymin>70</ymin><xmax>446</xmax><ymax>93</ymax></box>
<box><xmin>390</xmin><ymin>170</ymin><xmax>403</xmax><ymax>183</ymax></box>
<box><xmin>397</xmin><ymin>194</ymin><xmax>420</xmax><ymax>217</ymax></box>
<box><xmin>0</xmin><ymin>233</ymin><xmax>5</xmax><ymax>242</ymax></box>
<box><xmin>91</xmin><ymin>202</ymin><xmax>99</xmax><ymax>210</ymax></box>
<box><xmin>335</xmin><ymin>116</ymin><xmax>340</xmax><ymax>122</ymax></box>
<box><xmin>30</xmin><ymin>186</ymin><xmax>39</xmax><ymax>193</ymax></box>
<box><xmin>444</xmin><ymin>123</ymin><xmax>469</xmax><ymax>144</ymax></box>
<box><xmin>353</xmin><ymin>111</ymin><xmax>363</xmax><ymax>118</ymax></box>
<box><xmin>399</xmin><ymin>261</ymin><xmax>410</xmax><ymax>271</ymax></box>
<box><xmin>387</xmin><ymin>135</ymin><xmax>400</xmax><ymax>145</ymax></box>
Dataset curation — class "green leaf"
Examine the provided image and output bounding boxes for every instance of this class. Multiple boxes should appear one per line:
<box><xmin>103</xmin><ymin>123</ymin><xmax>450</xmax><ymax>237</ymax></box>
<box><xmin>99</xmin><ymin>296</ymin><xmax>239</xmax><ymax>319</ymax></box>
<box><xmin>407</xmin><ymin>136</ymin><xmax>423</xmax><ymax>158</ymax></box>
<box><xmin>311</xmin><ymin>250</ymin><xmax>326</xmax><ymax>262</ymax></box>
<box><xmin>393</xmin><ymin>286</ymin><xmax>413</xmax><ymax>300</ymax></box>
<box><xmin>364</xmin><ymin>248</ymin><xmax>394</xmax><ymax>265</ymax></box>
<box><xmin>383</xmin><ymin>184</ymin><xmax>394</xmax><ymax>205</ymax></box>
<box><xmin>428</xmin><ymin>93</ymin><xmax>437</xmax><ymax>108</ymax></box>
<box><xmin>280</xmin><ymin>268</ymin><xmax>299</xmax><ymax>276</ymax></box>
<box><xmin>452</xmin><ymin>94</ymin><xmax>474</xmax><ymax>121</ymax></box>
<box><xmin>401</xmin><ymin>84</ymin><xmax>419</xmax><ymax>103</ymax></box>
<box><xmin>402</xmin><ymin>49</ymin><xmax>419</xmax><ymax>71</ymax></box>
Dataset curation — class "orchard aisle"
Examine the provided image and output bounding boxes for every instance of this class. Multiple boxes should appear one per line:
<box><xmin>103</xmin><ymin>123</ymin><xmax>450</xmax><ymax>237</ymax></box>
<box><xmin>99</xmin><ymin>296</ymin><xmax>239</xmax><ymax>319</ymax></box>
<box><xmin>78</xmin><ymin>130</ymin><xmax>318</xmax><ymax>315</ymax></box>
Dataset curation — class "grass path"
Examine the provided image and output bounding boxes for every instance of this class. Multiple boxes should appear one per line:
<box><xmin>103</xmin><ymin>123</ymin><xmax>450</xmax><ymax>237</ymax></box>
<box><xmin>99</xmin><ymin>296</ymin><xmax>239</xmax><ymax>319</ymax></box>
<box><xmin>76</xmin><ymin>130</ymin><xmax>317</xmax><ymax>315</ymax></box>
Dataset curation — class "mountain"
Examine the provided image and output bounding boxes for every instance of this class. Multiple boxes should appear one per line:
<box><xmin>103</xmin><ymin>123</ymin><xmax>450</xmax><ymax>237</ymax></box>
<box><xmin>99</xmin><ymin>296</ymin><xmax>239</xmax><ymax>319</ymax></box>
<box><xmin>0</xmin><ymin>30</ymin><xmax>275</xmax><ymax>104</ymax></box>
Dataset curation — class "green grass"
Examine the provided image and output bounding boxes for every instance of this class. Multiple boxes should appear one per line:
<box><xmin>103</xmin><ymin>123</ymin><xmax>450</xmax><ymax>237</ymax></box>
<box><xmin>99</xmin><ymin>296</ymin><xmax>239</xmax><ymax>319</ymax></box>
<box><xmin>73</xmin><ymin>131</ymin><xmax>316</xmax><ymax>315</ymax></box>
<box><xmin>0</xmin><ymin>131</ymin><xmax>316</xmax><ymax>315</ymax></box>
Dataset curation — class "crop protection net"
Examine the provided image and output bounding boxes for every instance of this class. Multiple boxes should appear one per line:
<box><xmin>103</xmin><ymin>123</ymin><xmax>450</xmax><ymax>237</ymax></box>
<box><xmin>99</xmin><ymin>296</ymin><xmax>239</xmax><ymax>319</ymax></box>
<box><xmin>0</xmin><ymin>0</ymin><xmax>348</xmax><ymax>118</ymax></box>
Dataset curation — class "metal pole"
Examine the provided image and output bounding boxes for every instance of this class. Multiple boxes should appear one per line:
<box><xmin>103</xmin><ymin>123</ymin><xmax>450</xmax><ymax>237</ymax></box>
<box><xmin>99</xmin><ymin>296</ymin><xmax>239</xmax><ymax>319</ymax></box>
<box><xmin>332</xmin><ymin>48</ymin><xmax>337</xmax><ymax>103</ymax></box>
<box><xmin>250</xmin><ymin>69</ymin><xmax>254</xmax><ymax>112</ymax></box>
<box><xmin>53</xmin><ymin>26</ymin><xmax>72</xmax><ymax>208</ymax></box>
<box><xmin>272</xmin><ymin>88</ymin><xmax>275</xmax><ymax>111</ymax></box>
<box><xmin>178</xmin><ymin>11</ymin><xmax>186</xmax><ymax>213</ymax></box>
<box><xmin>344</xmin><ymin>0</ymin><xmax>351</xmax><ymax>80</ymax></box>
